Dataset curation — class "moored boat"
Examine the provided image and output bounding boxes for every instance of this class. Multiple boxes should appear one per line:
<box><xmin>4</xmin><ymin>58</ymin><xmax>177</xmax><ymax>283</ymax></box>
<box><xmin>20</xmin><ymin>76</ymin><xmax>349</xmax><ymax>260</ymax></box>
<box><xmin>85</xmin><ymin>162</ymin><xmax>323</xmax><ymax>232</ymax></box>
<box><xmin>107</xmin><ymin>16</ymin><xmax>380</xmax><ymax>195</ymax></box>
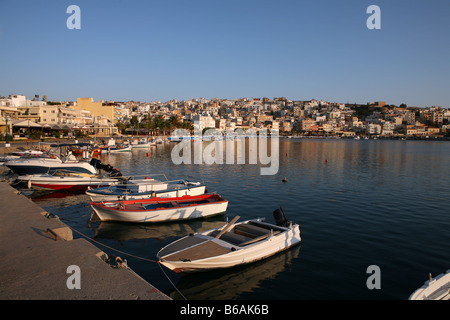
<box><xmin>86</xmin><ymin>176</ymin><xmax>206</xmax><ymax>201</ymax></box>
<box><xmin>131</xmin><ymin>142</ymin><xmax>150</xmax><ymax>148</ymax></box>
<box><xmin>4</xmin><ymin>143</ymin><xmax>114</xmax><ymax>175</ymax></box>
<box><xmin>17</xmin><ymin>170</ymin><xmax>121</xmax><ymax>191</ymax></box>
<box><xmin>131</xmin><ymin>138</ymin><xmax>156</xmax><ymax>148</ymax></box>
<box><xmin>5</xmin><ymin>153</ymin><xmax>98</xmax><ymax>175</ymax></box>
<box><xmin>90</xmin><ymin>193</ymin><xmax>228</xmax><ymax>223</ymax></box>
<box><xmin>409</xmin><ymin>269</ymin><xmax>450</xmax><ymax>300</ymax></box>
<box><xmin>102</xmin><ymin>144</ymin><xmax>131</xmax><ymax>153</ymax></box>
<box><xmin>157</xmin><ymin>208</ymin><xmax>301</xmax><ymax>273</ymax></box>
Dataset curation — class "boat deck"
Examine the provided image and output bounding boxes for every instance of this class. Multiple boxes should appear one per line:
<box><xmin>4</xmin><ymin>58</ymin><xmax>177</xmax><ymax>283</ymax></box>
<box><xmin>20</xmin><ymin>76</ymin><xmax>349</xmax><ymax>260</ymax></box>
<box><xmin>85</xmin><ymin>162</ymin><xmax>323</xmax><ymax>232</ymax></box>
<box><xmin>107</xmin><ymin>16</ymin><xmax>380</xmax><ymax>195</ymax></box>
<box><xmin>161</xmin><ymin>239</ymin><xmax>231</xmax><ymax>262</ymax></box>
<box><xmin>209</xmin><ymin>221</ymin><xmax>282</xmax><ymax>247</ymax></box>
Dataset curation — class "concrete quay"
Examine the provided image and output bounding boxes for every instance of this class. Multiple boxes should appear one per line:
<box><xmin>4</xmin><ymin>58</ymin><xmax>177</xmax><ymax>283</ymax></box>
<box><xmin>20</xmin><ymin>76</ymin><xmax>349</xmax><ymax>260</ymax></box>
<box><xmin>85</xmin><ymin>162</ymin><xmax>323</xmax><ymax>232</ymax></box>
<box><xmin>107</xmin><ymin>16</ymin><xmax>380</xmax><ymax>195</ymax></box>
<box><xmin>0</xmin><ymin>181</ymin><xmax>171</xmax><ymax>300</ymax></box>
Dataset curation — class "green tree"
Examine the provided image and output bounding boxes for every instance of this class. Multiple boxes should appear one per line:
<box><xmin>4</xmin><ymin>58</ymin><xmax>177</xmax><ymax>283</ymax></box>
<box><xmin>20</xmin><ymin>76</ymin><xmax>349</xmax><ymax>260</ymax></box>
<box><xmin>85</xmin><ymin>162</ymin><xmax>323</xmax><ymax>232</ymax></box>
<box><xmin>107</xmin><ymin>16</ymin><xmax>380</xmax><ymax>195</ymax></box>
<box><xmin>130</xmin><ymin>116</ymin><xmax>139</xmax><ymax>128</ymax></box>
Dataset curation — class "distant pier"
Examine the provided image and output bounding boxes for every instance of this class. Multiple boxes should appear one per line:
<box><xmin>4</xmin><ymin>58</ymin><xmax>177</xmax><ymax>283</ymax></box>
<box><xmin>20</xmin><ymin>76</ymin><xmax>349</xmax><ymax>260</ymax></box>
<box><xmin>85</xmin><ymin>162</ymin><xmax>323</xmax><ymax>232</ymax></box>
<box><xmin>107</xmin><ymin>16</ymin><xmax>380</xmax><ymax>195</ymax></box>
<box><xmin>0</xmin><ymin>181</ymin><xmax>170</xmax><ymax>300</ymax></box>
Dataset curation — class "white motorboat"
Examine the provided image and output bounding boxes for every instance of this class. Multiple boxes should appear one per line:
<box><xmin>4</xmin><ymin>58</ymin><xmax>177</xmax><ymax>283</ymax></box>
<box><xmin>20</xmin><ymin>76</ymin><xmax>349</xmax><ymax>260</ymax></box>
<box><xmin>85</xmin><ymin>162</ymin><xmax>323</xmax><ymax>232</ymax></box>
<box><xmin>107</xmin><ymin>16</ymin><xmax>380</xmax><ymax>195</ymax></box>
<box><xmin>85</xmin><ymin>176</ymin><xmax>206</xmax><ymax>201</ymax></box>
<box><xmin>90</xmin><ymin>193</ymin><xmax>228</xmax><ymax>223</ymax></box>
<box><xmin>4</xmin><ymin>143</ymin><xmax>119</xmax><ymax>175</ymax></box>
<box><xmin>157</xmin><ymin>208</ymin><xmax>301</xmax><ymax>273</ymax></box>
<box><xmin>6</xmin><ymin>151</ymin><xmax>97</xmax><ymax>175</ymax></box>
<box><xmin>17</xmin><ymin>170</ymin><xmax>121</xmax><ymax>192</ymax></box>
<box><xmin>409</xmin><ymin>270</ymin><xmax>450</xmax><ymax>300</ymax></box>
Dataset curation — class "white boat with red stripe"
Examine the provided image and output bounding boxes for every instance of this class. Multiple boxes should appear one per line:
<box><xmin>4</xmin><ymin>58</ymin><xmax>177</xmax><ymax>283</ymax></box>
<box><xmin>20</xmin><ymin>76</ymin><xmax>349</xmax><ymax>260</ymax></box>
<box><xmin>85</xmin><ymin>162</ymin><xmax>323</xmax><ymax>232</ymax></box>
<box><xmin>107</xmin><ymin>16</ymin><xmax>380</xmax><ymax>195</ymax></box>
<box><xmin>90</xmin><ymin>193</ymin><xmax>228</xmax><ymax>223</ymax></box>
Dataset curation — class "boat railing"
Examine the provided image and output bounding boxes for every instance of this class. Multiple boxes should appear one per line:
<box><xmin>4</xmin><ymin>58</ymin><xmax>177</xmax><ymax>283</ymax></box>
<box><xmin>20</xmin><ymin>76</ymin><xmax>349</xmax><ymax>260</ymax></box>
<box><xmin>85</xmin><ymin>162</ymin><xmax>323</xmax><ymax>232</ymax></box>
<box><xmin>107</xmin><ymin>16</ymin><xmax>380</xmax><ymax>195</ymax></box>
<box><xmin>165</xmin><ymin>179</ymin><xmax>204</xmax><ymax>188</ymax></box>
<box><xmin>118</xmin><ymin>174</ymin><xmax>204</xmax><ymax>186</ymax></box>
<box><xmin>119</xmin><ymin>173</ymin><xmax>169</xmax><ymax>182</ymax></box>
<box><xmin>90</xmin><ymin>176</ymin><xmax>205</xmax><ymax>193</ymax></box>
<box><xmin>93</xmin><ymin>174</ymin><xmax>169</xmax><ymax>191</ymax></box>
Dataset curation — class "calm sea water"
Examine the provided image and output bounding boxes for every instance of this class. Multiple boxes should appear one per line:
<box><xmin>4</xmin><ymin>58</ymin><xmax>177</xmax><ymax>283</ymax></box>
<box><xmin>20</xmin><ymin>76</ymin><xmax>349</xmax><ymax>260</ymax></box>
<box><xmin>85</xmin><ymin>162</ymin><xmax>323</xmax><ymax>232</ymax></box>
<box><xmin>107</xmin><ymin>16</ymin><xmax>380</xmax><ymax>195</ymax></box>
<box><xmin>30</xmin><ymin>139</ymin><xmax>450</xmax><ymax>300</ymax></box>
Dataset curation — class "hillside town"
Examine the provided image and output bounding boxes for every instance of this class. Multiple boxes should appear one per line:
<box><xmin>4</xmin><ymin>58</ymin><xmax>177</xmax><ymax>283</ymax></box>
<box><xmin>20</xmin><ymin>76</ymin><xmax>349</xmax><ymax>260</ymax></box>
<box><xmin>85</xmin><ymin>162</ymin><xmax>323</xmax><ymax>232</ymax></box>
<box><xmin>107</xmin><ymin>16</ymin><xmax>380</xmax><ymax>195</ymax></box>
<box><xmin>1</xmin><ymin>94</ymin><xmax>450</xmax><ymax>140</ymax></box>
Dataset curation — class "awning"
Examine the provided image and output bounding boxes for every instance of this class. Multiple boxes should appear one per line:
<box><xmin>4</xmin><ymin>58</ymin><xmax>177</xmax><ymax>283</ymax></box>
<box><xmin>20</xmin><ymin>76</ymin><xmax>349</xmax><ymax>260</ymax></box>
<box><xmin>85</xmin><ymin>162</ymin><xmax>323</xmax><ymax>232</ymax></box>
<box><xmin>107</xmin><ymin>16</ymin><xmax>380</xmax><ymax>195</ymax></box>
<box><xmin>12</xmin><ymin>119</ymin><xmax>42</xmax><ymax>128</ymax></box>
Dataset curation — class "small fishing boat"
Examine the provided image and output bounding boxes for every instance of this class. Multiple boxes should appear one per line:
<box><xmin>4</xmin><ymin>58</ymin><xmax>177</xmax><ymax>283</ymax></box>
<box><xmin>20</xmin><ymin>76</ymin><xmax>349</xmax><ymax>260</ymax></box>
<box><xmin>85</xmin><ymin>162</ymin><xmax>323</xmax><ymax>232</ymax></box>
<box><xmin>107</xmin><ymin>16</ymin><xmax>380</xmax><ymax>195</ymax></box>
<box><xmin>131</xmin><ymin>138</ymin><xmax>155</xmax><ymax>148</ymax></box>
<box><xmin>157</xmin><ymin>208</ymin><xmax>301</xmax><ymax>273</ymax></box>
<box><xmin>90</xmin><ymin>193</ymin><xmax>228</xmax><ymax>223</ymax></box>
<box><xmin>17</xmin><ymin>170</ymin><xmax>121</xmax><ymax>191</ymax></box>
<box><xmin>85</xmin><ymin>176</ymin><xmax>206</xmax><ymax>201</ymax></box>
<box><xmin>102</xmin><ymin>144</ymin><xmax>131</xmax><ymax>153</ymax></box>
<box><xmin>132</xmin><ymin>141</ymin><xmax>150</xmax><ymax>148</ymax></box>
<box><xmin>409</xmin><ymin>269</ymin><xmax>450</xmax><ymax>300</ymax></box>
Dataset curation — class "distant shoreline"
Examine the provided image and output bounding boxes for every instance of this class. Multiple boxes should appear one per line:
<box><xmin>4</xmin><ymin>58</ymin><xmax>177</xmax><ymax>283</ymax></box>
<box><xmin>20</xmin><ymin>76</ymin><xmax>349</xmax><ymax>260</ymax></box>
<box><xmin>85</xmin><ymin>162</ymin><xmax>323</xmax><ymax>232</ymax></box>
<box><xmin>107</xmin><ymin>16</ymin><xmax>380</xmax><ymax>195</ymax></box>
<box><xmin>2</xmin><ymin>134</ymin><xmax>449</xmax><ymax>156</ymax></box>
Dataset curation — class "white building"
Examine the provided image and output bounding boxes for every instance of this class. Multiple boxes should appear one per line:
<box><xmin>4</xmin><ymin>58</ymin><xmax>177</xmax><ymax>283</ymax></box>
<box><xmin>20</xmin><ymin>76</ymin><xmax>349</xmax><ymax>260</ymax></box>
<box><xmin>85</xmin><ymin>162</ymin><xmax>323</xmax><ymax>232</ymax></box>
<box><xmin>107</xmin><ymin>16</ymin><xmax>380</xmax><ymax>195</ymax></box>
<box><xmin>367</xmin><ymin>123</ymin><xmax>382</xmax><ymax>135</ymax></box>
<box><xmin>382</xmin><ymin>121</ymin><xmax>395</xmax><ymax>135</ymax></box>
<box><xmin>192</xmin><ymin>113</ymin><xmax>216</xmax><ymax>130</ymax></box>
<box><xmin>10</xmin><ymin>95</ymin><xmax>27</xmax><ymax>108</ymax></box>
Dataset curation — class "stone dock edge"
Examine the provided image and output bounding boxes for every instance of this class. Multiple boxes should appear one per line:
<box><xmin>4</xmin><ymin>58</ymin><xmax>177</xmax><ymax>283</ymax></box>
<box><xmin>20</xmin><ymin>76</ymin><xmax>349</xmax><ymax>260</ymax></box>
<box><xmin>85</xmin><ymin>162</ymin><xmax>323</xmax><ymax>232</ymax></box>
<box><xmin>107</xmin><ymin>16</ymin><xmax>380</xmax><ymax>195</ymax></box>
<box><xmin>0</xmin><ymin>181</ymin><xmax>171</xmax><ymax>300</ymax></box>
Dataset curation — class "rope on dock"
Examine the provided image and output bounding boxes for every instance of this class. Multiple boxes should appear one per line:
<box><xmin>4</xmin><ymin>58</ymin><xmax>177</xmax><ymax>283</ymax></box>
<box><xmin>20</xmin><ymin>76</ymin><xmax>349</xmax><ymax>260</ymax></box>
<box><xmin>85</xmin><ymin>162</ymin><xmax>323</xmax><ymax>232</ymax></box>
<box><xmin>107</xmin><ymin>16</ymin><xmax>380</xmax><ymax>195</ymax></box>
<box><xmin>57</xmin><ymin>218</ymin><xmax>187</xmax><ymax>300</ymax></box>
<box><xmin>69</xmin><ymin>225</ymin><xmax>157</xmax><ymax>262</ymax></box>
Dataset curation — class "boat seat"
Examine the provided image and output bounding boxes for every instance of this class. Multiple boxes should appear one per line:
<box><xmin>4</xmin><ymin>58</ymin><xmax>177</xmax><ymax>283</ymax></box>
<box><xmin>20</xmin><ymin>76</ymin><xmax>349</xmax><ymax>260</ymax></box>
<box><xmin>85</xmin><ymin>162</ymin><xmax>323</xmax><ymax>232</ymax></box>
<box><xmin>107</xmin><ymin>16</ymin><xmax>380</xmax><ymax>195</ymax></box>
<box><xmin>219</xmin><ymin>232</ymin><xmax>252</xmax><ymax>246</ymax></box>
<box><xmin>234</xmin><ymin>223</ymin><xmax>271</xmax><ymax>238</ymax></box>
<box><xmin>142</xmin><ymin>202</ymin><xmax>174</xmax><ymax>210</ymax></box>
<box><xmin>209</xmin><ymin>230</ymin><xmax>252</xmax><ymax>246</ymax></box>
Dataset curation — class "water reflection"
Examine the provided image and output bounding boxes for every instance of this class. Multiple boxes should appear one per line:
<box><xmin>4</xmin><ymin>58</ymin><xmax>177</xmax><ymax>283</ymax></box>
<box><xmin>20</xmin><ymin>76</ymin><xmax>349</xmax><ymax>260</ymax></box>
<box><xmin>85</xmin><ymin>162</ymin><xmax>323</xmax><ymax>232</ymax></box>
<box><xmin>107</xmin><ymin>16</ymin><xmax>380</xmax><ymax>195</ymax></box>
<box><xmin>169</xmin><ymin>245</ymin><xmax>301</xmax><ymax>300</ymax></box>
<box><xmin>93</xmin><ymin>217</ymin><xmax>227</xmax><ymax>242</ymax></box>
<box><xmin>31</xmin><ymin>190</ymin><xmax>86</xmax><ymax>202</ymax></box>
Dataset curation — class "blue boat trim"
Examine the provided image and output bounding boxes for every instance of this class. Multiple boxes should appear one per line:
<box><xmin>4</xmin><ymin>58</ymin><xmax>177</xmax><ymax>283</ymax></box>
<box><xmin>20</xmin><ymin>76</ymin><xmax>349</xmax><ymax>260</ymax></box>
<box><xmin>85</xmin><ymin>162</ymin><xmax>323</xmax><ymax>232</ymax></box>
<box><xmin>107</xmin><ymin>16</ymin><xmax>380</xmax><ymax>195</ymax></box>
<box><xmin>88</xmin><ymin>182</ymin><xmax>204</xmax><ymax>196</ymax></box>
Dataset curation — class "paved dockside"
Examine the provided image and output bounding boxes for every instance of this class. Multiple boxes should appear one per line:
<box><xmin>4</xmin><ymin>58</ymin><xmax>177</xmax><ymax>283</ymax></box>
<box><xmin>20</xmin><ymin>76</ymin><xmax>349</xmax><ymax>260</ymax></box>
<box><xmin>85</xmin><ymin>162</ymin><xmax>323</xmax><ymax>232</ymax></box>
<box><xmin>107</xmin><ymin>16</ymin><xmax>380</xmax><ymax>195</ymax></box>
<box><xmin>0</xmin><ymin>181</ymin><xmax>171</xmax><ymax>300</ymax></box>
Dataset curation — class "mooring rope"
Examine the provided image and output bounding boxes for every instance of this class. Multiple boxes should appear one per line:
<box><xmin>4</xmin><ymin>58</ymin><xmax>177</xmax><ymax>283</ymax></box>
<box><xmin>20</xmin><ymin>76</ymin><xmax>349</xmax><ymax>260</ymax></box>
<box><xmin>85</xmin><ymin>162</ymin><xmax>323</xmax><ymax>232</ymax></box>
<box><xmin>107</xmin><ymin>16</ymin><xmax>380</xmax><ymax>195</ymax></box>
<box><xmin>67</xmin><ymin>224</ymin><xmax>158</xmax><ymax>263</ymax></box>
<box><xmin>55</xmin><ymin>216</ymin><xmax>187</xmax><ymax>300</ymax></box>
<box><xmin>158</xmin><ymin>262</ymin><xmax>187</xmax><ymax>300</ymax></box>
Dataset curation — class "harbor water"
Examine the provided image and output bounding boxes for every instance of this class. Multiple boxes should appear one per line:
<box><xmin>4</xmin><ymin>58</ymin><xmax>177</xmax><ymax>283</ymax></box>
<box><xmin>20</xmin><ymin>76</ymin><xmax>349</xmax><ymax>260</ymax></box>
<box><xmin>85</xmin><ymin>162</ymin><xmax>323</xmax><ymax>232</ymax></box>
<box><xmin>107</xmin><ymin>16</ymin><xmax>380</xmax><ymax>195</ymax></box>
<box><xmin>28</xmin><ymin>139</ymin><xmax>450</xmax><ymax>300</ymax></box>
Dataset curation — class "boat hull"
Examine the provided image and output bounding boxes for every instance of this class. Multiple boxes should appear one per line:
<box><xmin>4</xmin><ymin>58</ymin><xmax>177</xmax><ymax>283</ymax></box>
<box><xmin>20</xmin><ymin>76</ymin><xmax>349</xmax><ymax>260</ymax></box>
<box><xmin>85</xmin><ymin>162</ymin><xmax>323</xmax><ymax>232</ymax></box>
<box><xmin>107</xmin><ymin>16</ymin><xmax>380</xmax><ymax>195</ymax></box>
<box><xmin>86</xmin><ymin>185</ymin><xmax>206</xmax><ymax>201</ymax></box>
<box><xmin>109</xmin><ymin>147</ymin><xmax>131</xmax><ymax>153</ymax></box>
<box><xmin>157</xmin><ymin>220</ymin><xmax>301</xmax><ymax>273</ymax></box>
<box><xmin>131</xmin><ymin>143</ymin><xmax>151</xmax><ymax>148</ymax></box>
<box><xmin>102</xmin><ymin>145</ymin><xmax>131</xmax><ymax>153</ymax></box>
<box><xmin>91</xmin><ymin>194</ymin><xmax>228</xmax><ymax>223</ymax></box>
<box><xmin>18</xmin><ymin>174</ymin><xmax>120</xmax><ymax>191</ymax></box>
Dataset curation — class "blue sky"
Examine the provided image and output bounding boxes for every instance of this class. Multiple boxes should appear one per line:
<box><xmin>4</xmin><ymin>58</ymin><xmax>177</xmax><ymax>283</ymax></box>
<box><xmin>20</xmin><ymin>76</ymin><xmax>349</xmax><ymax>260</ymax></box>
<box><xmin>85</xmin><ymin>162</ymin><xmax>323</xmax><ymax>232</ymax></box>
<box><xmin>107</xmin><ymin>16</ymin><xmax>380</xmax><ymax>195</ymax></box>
<box><xmin>1</xmin><ymin>0</ymin><xmax>449</xmax><ymax>107</ymax></box>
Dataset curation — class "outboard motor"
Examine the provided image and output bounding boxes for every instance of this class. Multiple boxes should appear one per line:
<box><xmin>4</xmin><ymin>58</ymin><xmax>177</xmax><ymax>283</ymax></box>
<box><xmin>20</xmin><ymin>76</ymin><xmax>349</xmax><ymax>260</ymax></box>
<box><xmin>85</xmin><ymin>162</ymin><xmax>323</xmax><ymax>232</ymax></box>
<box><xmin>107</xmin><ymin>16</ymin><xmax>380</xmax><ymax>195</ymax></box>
<box><xmin>89</xmin><ymin>158</ymin><xmax>122</xmax><ymax>176</ymax></box>
<box><xmin>273</xmin><ymin>206</ymin><xmax>289</xmax><ymax>227</ymax></box>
